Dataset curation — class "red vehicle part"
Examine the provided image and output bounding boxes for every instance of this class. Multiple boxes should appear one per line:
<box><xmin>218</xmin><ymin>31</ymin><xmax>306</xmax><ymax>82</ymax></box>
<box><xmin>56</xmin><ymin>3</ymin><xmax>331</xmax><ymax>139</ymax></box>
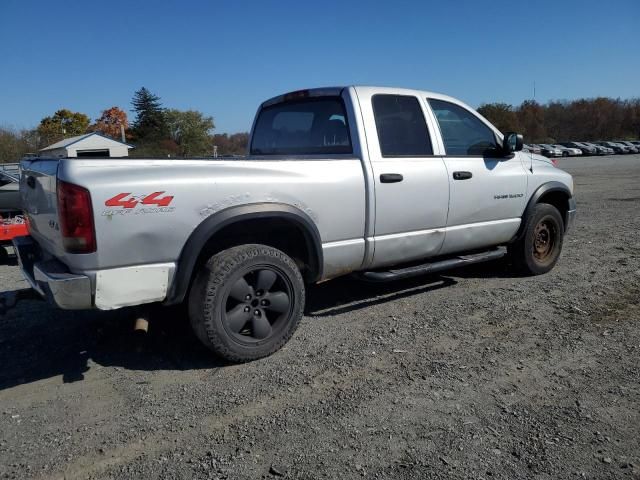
<box><xmin>0</xmin><ymin>217</ymin><xmax>29</xmax><ymax>242</ymax></box>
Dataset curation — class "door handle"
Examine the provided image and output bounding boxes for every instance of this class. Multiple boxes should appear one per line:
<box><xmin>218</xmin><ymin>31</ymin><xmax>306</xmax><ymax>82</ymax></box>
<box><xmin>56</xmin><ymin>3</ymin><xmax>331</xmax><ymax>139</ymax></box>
<box><xmin>380</xmin><ymin>173</ymin><xmax>403</xmax><ymax>183</ymax></box>
<box><xmin>453</xmin><ymin>171</ymin><xmax>473</xmax><ymax>180</ymax></box>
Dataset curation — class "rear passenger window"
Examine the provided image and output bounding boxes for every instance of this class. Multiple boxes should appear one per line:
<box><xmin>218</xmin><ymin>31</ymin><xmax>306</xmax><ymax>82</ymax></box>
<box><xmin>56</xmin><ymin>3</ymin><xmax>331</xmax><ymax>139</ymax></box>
<box><xmin>428</xmin><ymin>99</ymin><xmax>499</xmax><ymax>156</ymax></box>
<box><xmin>372</xmin><ymin>95</ymin><xmax>433</xmax><ymax>157</ymax></box>
<box><xmin>250</xmin><ymin>97</ymin><xmax>352</xmax><ymax>155</ymax></box>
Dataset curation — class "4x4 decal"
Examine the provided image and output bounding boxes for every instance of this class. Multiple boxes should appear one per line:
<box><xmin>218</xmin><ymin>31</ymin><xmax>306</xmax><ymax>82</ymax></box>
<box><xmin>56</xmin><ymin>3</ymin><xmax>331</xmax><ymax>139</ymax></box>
<box><xmin>102</xmin><ymin>191</ymin><xmax>175</xmax><ymax>217</ymax></box>
<box><xmin>105</xmin><ymin>192</ymin><xmax>174</xmax><ymax>209</ymax></box>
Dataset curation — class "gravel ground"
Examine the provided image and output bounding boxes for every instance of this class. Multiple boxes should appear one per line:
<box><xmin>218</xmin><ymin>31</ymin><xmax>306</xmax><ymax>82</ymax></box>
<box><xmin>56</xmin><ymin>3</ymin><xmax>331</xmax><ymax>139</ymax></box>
<box><xmin>1</xmin><ymin>155</ymin><xmax>639</xmax><ymax>480</ymax></box>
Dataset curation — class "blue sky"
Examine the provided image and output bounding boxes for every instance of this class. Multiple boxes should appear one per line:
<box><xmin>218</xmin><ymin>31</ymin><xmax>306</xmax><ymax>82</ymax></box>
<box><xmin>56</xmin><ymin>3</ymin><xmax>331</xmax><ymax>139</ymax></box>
<box><xmin>0</xmin><ymin>0</ymin><xmax>638</xmax><ymax>133</ymax></box>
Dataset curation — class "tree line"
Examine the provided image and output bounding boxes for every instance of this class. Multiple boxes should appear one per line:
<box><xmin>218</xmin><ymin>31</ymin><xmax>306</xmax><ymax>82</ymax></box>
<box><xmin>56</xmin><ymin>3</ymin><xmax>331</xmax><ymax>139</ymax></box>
<box><xmin>3</xmin><ymin>93</ymin><xmax>639</xmax><ymax>163</ymax></box>
<box><xmin>0</xmin><ymin>87</ymin><xmax>249</xmax><ymax>162</ymax></box>
<box><xmin>477</xmin><ymin>97</ymin><xmax>640</xmax><ymax>144</ymax></box>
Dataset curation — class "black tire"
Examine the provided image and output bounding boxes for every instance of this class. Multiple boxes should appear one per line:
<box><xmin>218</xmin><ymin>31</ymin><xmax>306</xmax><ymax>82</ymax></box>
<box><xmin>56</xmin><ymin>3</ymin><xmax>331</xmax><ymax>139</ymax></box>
<box><xmin>0</xmin><ymin>246</ymin><xmax>8</xmax><ymax>264</ymax></box>
<box><xmin>188</xmin><ymin>244</ymin><xmax>305</xmax><ymax>362</ymax></box>
<box><xmin>510</xmin><ymin>203</ymin><xmax>564</xmax><ymax>275</ymax></box>
<box><xmin>562</xmin><ymin>151</ymin><xmax>568</xmax><ymax>157</ymax></box>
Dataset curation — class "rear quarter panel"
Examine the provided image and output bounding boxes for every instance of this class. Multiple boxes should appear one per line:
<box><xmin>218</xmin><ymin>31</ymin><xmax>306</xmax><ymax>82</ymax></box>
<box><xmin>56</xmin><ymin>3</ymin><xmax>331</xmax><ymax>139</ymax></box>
<box><xmin>57</xmin><ymin>158</ymin><xmax>366</xmax><ymax>280</ymax></box>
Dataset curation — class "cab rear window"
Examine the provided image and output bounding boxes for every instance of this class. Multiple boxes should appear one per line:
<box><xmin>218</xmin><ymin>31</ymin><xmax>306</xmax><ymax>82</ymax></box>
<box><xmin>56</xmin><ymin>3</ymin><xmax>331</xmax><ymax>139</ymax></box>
<box><xmin>250</xmin><ymin>98</ymin><xmax>352</xmax><ymax>155</ymax></box>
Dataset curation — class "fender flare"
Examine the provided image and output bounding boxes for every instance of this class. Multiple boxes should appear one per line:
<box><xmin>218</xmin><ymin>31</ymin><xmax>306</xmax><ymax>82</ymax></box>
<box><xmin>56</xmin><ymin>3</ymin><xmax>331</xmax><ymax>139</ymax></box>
<box><xmin>165</xmin><ymin>203</ymin><xmax>323</xmax><ymax>305</ymax></box>
<box><xmin>512</xmin><ymin>181</ymin><xmax>572</xmax><ymax>242</ymax></box>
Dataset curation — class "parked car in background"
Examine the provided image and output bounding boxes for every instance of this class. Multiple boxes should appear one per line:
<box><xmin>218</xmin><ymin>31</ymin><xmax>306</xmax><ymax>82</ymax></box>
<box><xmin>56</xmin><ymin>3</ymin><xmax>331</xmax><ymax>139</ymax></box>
<box><xmin>523</xmin><ymin>144</ymin><xmax>541</xmax><ymax>154</ymax></box>
<box><xmin>551</xmin><ymin>144</ymin><xmax>582</xmax><ymax>157</ymax></box>
<box><xmin>582</xmin><ymin>142</ymin><xmax>612</xmax><ymax>155</ymax></box>
<box><xmin>615</xmin><ymin>141</ymin><xmax>639</xmax><ymax>153</ymax></box>
<box><xmin>599</xmin><ymin>145</ymin><xmax>615</xmax><ymax>155</ymax></box>
<box><xmin>538</xmin><ymin>144</ymin><xmax>564</xmax><ymax>157</ymax></box>
<box><xmin>561</xmin><ymin>142</ymin><xmax>597</xmax><ymax>156</ymax></box>
<box><xmin>629</xmin><ymin>141</ymin><xmax>640</xmax><ymax>149</ymax></box>
<box><xmin>597</xmin><ymin>141</ymin><xmax>628</xmax><ymax>154</ymax></box>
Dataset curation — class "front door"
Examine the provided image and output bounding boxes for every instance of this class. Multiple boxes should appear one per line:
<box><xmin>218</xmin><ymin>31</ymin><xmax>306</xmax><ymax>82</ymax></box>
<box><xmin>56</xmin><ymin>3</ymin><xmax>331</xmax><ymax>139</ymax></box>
<box><xmin>426</xmin><ymin>98</ymin><xmax>528</xmax><ymax>255</ymax></box>
<box><xmin>356</xmin><ymin>90</ymin><xmax>450</xmax><ymax>268</ymax></box>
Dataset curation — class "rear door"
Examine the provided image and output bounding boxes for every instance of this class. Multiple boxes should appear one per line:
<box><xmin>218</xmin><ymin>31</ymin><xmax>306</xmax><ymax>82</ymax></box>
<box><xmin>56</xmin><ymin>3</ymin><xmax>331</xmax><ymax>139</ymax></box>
<box><xmin>356</xmin><ymin>88</ymin><xmax>450</xmax><ymax>268</ymax></box>
<box><xmin>426</xmin><ymin>98</ymin><xmax>527</xmax><ymax>255</ymax></box>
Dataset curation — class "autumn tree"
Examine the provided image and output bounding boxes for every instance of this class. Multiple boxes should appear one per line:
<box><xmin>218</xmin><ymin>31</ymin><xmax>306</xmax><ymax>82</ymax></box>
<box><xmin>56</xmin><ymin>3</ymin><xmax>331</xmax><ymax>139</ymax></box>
<box><xmin>510</xmin><ymin>97</ymin><xmax>640</xmax><ymax>142</ymax></box>
<box><xmin>37</xmin><ymin>109</ymin><xmax>90</xmax><ymax>145</ymax></box>
<box><xmin>622</xmin><ymin>99</ymin><xmax>640</xmax><ymax>140</ymax></box>
<box><xmin>477</xmin><ymin>103</ymin><xmax>521</xmax><ymax>133</ymax></box>
<box><xmin>543</xmin><ymin>101</ymin><xmax>572</xmax><ymax>142</ymax></box>
<box><xmin>91</xmin><ymin>107</ymin><xmax>128</xmax><ymax>141</ymax></box>
<box><xmin>212</xmin><ymin>132</ymin><xmax>249</xmax><ymax>155</ymax></box>
<box><xmin>164</xmin><ymin>110</ymin><xmax>215</xmax><ymax>156</ymax></box>
<box><xmin>517</xmin><ymin>100</ymin><xmax>547</xmax><ymax>143</ymax></box>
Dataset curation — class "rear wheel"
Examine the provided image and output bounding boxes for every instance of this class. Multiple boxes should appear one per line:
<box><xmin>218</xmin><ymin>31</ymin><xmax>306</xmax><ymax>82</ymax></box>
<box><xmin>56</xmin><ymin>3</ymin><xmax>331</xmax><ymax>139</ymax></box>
<box><xmin>510</xmin><ymin>203</ymin><xmax>564</xmax><ymax>275</ymax></box>
<box><xmin>188</xmin><ymin>244</ymin><xmax>305</xmax><ymax>362</ymax></box>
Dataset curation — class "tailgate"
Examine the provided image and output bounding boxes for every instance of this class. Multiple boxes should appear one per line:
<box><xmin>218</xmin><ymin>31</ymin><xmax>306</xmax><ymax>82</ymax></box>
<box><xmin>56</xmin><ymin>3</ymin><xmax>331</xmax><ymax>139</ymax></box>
<box><xmin>19</xmin><ymin>158</ymin><xmax>64</xmax><ymax>256</ymax></box>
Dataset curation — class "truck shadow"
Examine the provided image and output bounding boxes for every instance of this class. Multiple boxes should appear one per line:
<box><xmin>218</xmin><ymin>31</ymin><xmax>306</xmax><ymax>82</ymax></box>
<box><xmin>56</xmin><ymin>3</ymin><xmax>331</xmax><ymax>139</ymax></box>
<box><xmin>0</xmin><ymin>259</ymin><xmax>511</xmax><ymax>391</ymax></box>
<box><xmin>0</xmin><ymin>302</ymin><xmax>224</xmax><ymax>391</ymax></box>
<box><xmin>305</xmin><ymin>256</ymin><xmax>516</xmax><ymax>317</ymax></box>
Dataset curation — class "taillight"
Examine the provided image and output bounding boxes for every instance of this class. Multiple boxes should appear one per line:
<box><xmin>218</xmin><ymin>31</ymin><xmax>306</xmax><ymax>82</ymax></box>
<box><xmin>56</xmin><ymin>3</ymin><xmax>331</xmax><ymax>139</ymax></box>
<box><xmin>57</xmin><ymin>180</ymin><xmax>96</xmax><ymax>253</ymax></box>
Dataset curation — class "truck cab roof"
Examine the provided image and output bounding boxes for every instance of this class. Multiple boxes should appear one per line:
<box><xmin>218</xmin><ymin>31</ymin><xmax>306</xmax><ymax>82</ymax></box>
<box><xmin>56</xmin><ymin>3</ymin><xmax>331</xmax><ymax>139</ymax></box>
<box><xmin>263</xmin><ymin>86</ymin><xmax>471</xmax><ymax>110</ymax></box>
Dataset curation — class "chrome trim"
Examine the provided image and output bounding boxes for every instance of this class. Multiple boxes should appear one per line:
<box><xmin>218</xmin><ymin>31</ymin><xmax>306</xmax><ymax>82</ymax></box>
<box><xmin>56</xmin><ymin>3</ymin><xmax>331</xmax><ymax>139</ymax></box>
<box><xmin>34</xmin><ymin>263</ymin><xmax>92</xmax><ymax>310</ymax></box>
<box><xmin>14</xmin><ymin>236</ymin><xmax>92</xmax><ymax>310</ymax></box>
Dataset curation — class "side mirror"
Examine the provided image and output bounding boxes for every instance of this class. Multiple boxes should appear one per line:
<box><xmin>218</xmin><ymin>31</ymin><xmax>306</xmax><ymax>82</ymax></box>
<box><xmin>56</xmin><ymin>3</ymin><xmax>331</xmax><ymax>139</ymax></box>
<box><xmin>503</xmin><ymin>132</ymin><xmax>524</xmax><ymax>153</ymax></box>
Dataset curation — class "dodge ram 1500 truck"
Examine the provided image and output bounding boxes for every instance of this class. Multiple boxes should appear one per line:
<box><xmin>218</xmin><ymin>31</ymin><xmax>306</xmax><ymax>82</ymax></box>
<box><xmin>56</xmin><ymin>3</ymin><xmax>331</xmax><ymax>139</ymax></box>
<box><xmin>15</xmin><ymin>86</ymin><xmax>576</xmax><ymax>362</ymax></box>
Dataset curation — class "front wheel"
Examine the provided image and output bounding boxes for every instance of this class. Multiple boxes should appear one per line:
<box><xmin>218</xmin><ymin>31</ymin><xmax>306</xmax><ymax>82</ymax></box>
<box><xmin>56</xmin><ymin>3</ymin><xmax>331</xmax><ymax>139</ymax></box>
<box><xmin>510</xmin><ymin>203</ymin><xmax>564</xmax><ymax>275</ymax></box>
<box><xmin>188</xmin><ymin>244</ymin><xmax>305</xmax><ymax>362</ymax></box>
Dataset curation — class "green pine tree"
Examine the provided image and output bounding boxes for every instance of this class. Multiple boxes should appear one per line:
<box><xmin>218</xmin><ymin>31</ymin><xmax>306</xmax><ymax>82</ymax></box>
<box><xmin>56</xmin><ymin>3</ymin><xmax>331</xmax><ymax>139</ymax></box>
<box><xmin>130</xmin><ymin>87</ymin><xmax>167</xmax><ymax>142</ymax></box>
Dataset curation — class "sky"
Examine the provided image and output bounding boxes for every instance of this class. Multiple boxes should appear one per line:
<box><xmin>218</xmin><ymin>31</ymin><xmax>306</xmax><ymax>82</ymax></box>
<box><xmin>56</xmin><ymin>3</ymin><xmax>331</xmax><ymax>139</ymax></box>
<box><xmin>0</xmin><ymin>0</ymin><xmax>638</xmax><ymax>134</ymax></box>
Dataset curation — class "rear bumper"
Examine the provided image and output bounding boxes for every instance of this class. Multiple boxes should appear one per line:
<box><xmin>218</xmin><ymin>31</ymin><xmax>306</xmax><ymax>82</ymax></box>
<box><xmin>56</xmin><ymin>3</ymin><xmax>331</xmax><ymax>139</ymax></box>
<box><xmin>566</xmin><ymin>198</ymin><xmax>577</xmax><ymax>232</ymax></box>
<box><xmin>13</xmin><ymin>236</ymin><xmax>92</xmax><ymax>310</ymax></box>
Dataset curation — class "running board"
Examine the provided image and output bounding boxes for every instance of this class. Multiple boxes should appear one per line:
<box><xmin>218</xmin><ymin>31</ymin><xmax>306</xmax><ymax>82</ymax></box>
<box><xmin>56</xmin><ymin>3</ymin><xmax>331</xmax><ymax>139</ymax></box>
<box><xmin>357</xmin><ymin>247</ymin><xmax>507</xmax><ymax>283</ymax></box>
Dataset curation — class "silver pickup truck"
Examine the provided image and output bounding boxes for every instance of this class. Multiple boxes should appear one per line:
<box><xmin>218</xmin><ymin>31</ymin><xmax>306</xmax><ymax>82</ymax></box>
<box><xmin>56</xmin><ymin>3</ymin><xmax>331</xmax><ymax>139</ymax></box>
<box><xmin>15</xmin><ymin>86</ymin><xmax>576</xmax><ymax>362</ymax></box>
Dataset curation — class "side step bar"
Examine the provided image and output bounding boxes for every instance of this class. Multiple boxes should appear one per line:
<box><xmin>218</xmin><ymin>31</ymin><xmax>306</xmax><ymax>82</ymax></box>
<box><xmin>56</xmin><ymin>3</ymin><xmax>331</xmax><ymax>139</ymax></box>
<box><xmin>357</xmin><ymin>247</ymin><xmax>507</xmax><ymax>283</ymax></box>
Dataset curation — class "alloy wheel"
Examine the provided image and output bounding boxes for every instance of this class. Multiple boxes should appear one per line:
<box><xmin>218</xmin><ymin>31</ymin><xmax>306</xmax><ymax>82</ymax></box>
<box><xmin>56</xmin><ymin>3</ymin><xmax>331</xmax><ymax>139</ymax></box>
<box><xmin>222</xmin><ymin>266</ymin><xmax>293</xmax><ymax>343</ymax></box>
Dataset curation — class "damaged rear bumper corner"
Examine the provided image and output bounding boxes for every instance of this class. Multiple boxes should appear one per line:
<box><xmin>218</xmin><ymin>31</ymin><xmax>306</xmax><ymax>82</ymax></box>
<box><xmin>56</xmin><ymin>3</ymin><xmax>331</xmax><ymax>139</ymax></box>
<box><xmin>13</xmin><ymin>236</ymin><xmax>93</xmax><ymax>310</ymax></box>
